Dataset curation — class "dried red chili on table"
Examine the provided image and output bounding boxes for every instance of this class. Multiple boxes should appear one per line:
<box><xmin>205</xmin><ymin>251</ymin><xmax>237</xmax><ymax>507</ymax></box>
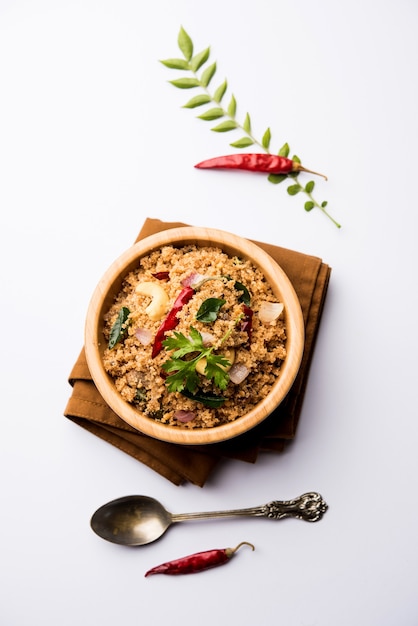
<box><xmin>144</xmin><ymin>541</ymin><xmax>255</xmax><ymax>577</ymax></box>
<box><xmin>195</xmin><ymin>153</ymin><xmax>327</xmax><ymax>179</ymax></box>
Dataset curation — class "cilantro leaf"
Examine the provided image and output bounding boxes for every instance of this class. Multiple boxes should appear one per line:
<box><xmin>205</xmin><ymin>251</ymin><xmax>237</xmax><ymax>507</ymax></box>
<box><xmin>205</xmin><ymin>354</ymin><xmax>231</xmax><ymax>390</ymax></box>
<box><xmin>161</xmin><ymin>326</ymin><xmax>231</xmax><ymax>394</ymax></box>
<box><xmin>163</xmin><ymin>327</ymin><xmax>204</xmax><ymax>358</ymax></box>
<box><xmin>162</xmin><ymin>359</ymin><xmax>200</xmax><ymax>393</ymax></box>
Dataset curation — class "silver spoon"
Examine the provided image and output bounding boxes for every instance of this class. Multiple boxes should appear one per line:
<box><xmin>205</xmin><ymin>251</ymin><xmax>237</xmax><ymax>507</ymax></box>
<box><xmin>90</xmin><ymin>492</ymin><xmax>328</xmax><ymax>546</ymax></box>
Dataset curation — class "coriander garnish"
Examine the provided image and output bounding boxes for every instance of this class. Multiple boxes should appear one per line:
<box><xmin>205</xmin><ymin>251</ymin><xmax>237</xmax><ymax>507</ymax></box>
<box><xmin>162</xmin><ymin>326</ymin><xmax>232</xmax><ymax>394</ymax></box>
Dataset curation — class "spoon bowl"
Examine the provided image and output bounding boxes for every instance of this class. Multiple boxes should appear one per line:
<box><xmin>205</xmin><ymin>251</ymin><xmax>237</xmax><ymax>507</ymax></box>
<box><xmin>90</xmin><ymin>493</ymin><xmax>328</xmax><ymax>546</ymax></box>
<box><xmin>91</xmin><ymin>496</ymin><xmax>172</xmax><ymax>546</ymax></box>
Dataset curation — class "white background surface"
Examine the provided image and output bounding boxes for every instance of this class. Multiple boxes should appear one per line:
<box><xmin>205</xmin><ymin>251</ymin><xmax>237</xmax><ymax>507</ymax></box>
<box><xmin>1</xmin><ymin>1</ymin><xmax>417</xmax><ymax>624</ymax></box>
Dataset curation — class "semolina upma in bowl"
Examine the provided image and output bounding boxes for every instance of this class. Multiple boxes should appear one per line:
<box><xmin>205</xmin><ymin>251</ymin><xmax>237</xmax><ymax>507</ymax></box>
<box><xmin>85</xmin><ymin>227</ymin><xmax>304</xmax><ymax>445</ymax></box>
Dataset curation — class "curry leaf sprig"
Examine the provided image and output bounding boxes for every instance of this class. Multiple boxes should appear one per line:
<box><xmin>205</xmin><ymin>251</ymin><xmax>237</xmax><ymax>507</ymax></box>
<box><xmin>160</xmin><ymin>26</ymin><xmax>341</xmax><ymax>228</ymax></box>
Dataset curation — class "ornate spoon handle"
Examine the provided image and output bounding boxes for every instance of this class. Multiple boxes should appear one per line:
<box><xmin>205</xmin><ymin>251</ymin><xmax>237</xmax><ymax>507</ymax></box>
<box><xmin>256</xmin><ymin>492</ymin><xmax>328</xmax><ymax>522</ymax></box>
<box><xmin>171</xmin><ymin>492</ymin><xmax>328</xmax><ymax>524</ymax></box>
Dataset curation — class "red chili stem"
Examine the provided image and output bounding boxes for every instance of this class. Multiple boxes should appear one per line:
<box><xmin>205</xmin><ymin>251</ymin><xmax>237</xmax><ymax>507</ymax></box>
<box><xmin>195</xmin><ymin>153</ymin><xmax>327</xmax><ymax>180</ymax></box>
<box><xmin>145</xmin><ymin>541</ymin><xmax>254</xmax><ymax>577</ymax></box>
<box><xmin>151</xmin><ymin>285</ymin><xmax>195</xmax><ymax>358</ymax></box>
<box><xmin>292</xmin><ymin>162</ymin><xmax>328</xmax><ymax>180</ymax></box>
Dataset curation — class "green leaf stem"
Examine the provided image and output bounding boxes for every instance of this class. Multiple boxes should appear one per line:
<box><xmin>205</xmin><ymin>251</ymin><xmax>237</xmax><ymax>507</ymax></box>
<box><xmin>161</xmin><ymin>27</ymin><xmax>341</xmax><ymax>228</ymax></box>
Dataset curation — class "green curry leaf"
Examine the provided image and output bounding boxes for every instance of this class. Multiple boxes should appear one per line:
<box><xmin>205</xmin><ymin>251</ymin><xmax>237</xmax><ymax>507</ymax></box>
<box><xmin>108</xmin><ymin>307</ymin><xmax>130</xmax><ymax>349</ymax></box>
<box><xmin>278</xmin><ymin>142</ymin><xmax>290</xmax><ymax>157</ymax></box>
<box><xmin>230</xmin><ymin>137</ymin><xmax>254</xmax><ymax>148</ymax></box>
<box><xmin>197</xmin><ymin>107</ymin><xmax>225</xmax><ymax>121</ymax></box>
<box><xmin>262</xmin><ymin>127</ymin><xmax>271</xmax><ymax>150</ymax></box>
<box><xmin>169</xmin><ymin>77</ymin><xmax>200</xmax><ymax>89</ymax></box>
<box><xmin>200</xmin><ymin>62</ymin><xmax>217</xmax><ymax>87</ymax></box>
<box><xmin>190</xmin><ymin>47</ymin><xmax>210</xmax><ymax>71</ymax></box>
<box><xmin>234</xmin><ymin>281</ymin><xmax>251</xmax><ymax>306</ymax></box>
<box><xmin>160</xmin><ymin>58</ymin><xmax>190</xmax><ymax>70</ymax></box>
<box><xmin>213</xmin><ymin>79</ymin><xmax>228</xmax><ymax>103</ymax></box>
<box><xmin>183</xmin><ymin>94</ymin><xmax>212</xmax><ymax>108</ymax></box>
<box><xmin>211</xmin><ymin>120</ymin><xmax>238</xmax><ymax>132</ymax></box>
<box><xmin>181</xmin><ymin>389</ymin><xmax>226</xmax><ymax>407</ymax></box>
<box><xmin>268</xmin><ymin>173</ymin><xmax>287</xmax><ymax>184</ymax></box>
<box><xmin>227</xmin><ymin>94</ymin><xmax>237</xmax><ymax>117</ymax></box>
<box><xmin>195</xmin><ymin>298</ymin><xmax>226</xmax><ymax>323</ymax></box>
<box><xmin>178</xmin><ymin>26</ymin><xmax>193</xmax><ymax>60</ymax></box>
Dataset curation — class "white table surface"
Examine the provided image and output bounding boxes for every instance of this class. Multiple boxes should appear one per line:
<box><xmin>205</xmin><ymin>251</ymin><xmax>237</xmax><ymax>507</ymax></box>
<box><xmin>1</xmin><ymin>1</ymin><xmax>417</xmax><ymax>624</ymax></box>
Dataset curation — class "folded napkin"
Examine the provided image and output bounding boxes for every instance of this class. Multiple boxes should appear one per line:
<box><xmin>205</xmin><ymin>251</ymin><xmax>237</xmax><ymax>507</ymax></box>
<box><xmin>64</xmin><ymin>218</ymin><xmax>331</xmax><ymax>486</ymax></box>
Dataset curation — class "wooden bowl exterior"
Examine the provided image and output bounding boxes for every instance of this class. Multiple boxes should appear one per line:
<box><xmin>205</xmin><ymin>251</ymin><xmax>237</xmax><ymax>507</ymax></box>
<box><xmin>85</xmin><ymin>227</ymin><xmax>304</xmax><ymax>445</ymax></box>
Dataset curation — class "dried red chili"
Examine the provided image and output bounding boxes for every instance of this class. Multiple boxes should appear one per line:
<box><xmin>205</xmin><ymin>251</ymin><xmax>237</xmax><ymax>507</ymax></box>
<box><xmin>195</xmin><ymin>153</ymin><xmax>327</xmax><ymax>179</ymax></box>
<box><xmin>151</xmin><ymin>285</ymin><xmax>195</xmax><ymax>358</ymax></box>
<box><xmin>144</xmin><ymin>541</ymin><xmax>254</xmax><ymax>577</ymax></box>
<box><xmin>152</xmin><ymin>271</ymin><xmax>170</xmax><ymax>281</ymax></box>
<box><xmin>241</xmin><ymin>304</ymin><xmax>253</xmax><ymax>342</ymax></box>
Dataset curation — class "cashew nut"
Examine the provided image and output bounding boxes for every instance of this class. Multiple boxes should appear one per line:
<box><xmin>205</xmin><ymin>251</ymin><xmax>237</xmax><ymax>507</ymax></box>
<box><xmin>135</xmin><ymin>281</ymin><xmax>169</xmax><ymax>321</ymax></box>
<box><xmin>196</xmin><ymin>348</ymin><xmax>235</xmax><ymax>375</ymax></box>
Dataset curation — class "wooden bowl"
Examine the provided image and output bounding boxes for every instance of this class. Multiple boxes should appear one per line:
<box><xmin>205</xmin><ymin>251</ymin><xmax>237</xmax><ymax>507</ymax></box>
<box><xmin>85</xmin><ymin>227</ymin><xmax>304</xmax><ymax>445</ymax></box>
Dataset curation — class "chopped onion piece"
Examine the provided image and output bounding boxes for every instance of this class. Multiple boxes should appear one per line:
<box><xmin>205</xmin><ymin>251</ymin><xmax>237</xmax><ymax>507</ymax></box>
<box><xmin>229</xmin><ymin>363</ymin><xmax>250</xmax><ymax>384</ymax></box>
<box><xmin>181</xmin><ymin>271</ymin><xmax>206</xmax><ymax>288</ymax></box>
<box><xmin>135</xmin><ymin>327</ymin><xmax>153</xmax><ymax>346</ymax></box>
<box><xmin>258</xmin><ymin>301</ymin><xmax>284</xmax><ymax>325</ymax></box>
<box><xmin>200</xmin><ymin>331</ymin><xmax>215</xmax><ymax>346</ymax></box>
<box><xmin>174</xmin><ymin>410</ymin><xmax>196</xmax><ymax>423</ymax></box>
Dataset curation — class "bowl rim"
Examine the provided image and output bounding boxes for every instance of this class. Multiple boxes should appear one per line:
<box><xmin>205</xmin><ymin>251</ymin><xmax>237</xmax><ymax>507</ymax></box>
<box><xmin>85</xmin><ymin>226</ymin><xmax>304</xmax><ymax>445</ymax></box>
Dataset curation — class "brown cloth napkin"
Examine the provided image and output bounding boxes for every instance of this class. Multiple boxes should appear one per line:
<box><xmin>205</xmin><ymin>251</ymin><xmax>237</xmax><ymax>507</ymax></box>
<box><xmin>64</xmin><ymin>218</ymin><xmax>331</xmax><ymax>486</ymax></box>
